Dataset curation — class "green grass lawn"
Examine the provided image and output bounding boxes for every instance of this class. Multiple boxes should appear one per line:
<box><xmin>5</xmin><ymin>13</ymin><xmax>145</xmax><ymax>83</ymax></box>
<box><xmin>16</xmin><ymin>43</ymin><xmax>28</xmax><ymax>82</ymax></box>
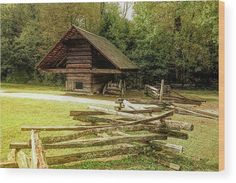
<box><xmin>1</xmin><ymin>83</ymin><xmax>65</xmax><ymax>94</ymax></box>
<box><xmin>0</xmin><ymin>83</ymin><xmax>219</xmax><ymax>171</ymax></box>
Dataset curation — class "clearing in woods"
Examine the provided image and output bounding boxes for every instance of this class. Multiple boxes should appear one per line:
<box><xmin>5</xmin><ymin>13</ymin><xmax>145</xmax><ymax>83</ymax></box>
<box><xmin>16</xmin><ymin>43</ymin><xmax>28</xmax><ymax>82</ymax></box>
<box><xmin>0</xmin><ymin>83</ymin><xmax>219</xmax><ymax>170</ymax></box>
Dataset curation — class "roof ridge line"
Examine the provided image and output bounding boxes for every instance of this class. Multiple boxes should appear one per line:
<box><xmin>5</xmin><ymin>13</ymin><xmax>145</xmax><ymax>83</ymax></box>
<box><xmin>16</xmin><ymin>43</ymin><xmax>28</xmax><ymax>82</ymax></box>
<box><xmin>73</xmin><ymin>25</ymin><xmax>107</xmax><ymax>41</ymax></box>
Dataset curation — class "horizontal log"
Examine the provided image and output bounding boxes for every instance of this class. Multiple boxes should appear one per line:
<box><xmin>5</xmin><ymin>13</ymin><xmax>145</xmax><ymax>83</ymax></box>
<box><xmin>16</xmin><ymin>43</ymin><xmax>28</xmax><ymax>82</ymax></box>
<box><xmin>66</xmin><ymin>64</ymin><xmax>92</xmax><ymax>69</ymax></box>
<box><xmin>10</xmin><ymin>134</ymin><xmax>166</xmax><ymax>150</ymax></box>
<box><xmin>93</xmin><ymin>74</ymin><xmax>113</xmax><ymax>77</ymax></box>
<box><xmin>120</xmin><ymin>108</ymin><xmax>162</xmax><ymax>114</ymax></box>
<box><xmin>67</xmin><ymin>79</ymin><xmax>92</xmax><ymax>84</ymax></box>
<box><xmin>163</xmin><ymin>95</ymin><xmax>202</xmax><ymax>105</ymax></box>
<box><xmin>143</xmin><ymin>125</ymin><xmax>188</xmax><ymax>140</ymax></box>
<box><xmin>44</xmin><ymin>68</ymin><xmax>88</xmax><ymax>73</ymax></box>
<box><xmin>72</xmin><ymin>116</ymin><xmax>119</xmax><ymax>124</ymax></box>
<box><xmin>24</xmin><ymin>123</ymin><xmax>162</xmax><ymax>145</ymax></box>
<box><xmin>68</xmin><ymin>52</ymin><xmax>92</xmax><ymax>56</ymax></box>
<box><xmin>173</xmin><ymin>104</ymin><xmax>218</xmax><ymax>119</ymax></box>
<box><xmin>41</xmin><ymin>124</ymin><xmax>162</xmax><ymax>144</ymax></box>
<box><xmin>70</xmin><ymin>111</ymin><xmax>108</xmax><ymax>116</ymax></box>
<box><xmin>43</xmin><ymin>68</ymin><xmax>122</xmax><ymax>74</ymax></box>
<box><xmin>10</xmin><ymin>142</ymin><xmax>30</xmax><ymax>149</ymax></box>
<box><xmin>21</xmin><ymin>125</ymin><xmax>111</xmax><ymax>131</ymax></box>
<box><xmin>67</xmin><ymin>56</ymin><xmax>92</xmax><ymax>60</ymax></box>
<box><xmin>68</xmin><ymin>46</ymin><xmax>91</xmax><ymax>51</ymax></box>
<box><xmin>165</xmin><ymin>120</ymin><xmax>194</xmax><ymax>131</ymax></box>
<box><xmin>89</xmin><ymin>106</ymin><xmax>174</xmax><ymax>125</ymax></box>
<box><xmin>68</xmin><ymin>48</ymin><xmax>91</xmax><ymax>52</ymax></box>
<box><xmin>127</xmin><ymin>98</ymin><xmax>160</xmax><ymax>105</ymax></box>
<box><xmin>21</xmin><ymin>110</ymin><xmax>173</xmax><ymax>132</ymax></box>
<box><xmin>48</xmin><ymin>133</ymin><xmax>166</xmax><ymax>148</ymax></box>
<box><xmin>22</xmin><ymin>121</ymin><xmax>158</xmax><ymax>132</ymax></box>
<box><xmin>172</xmin><ymin>106</ymin><xmax>217</xmax><ymax>119</ymax></box>
<box><xmin>0</xmin><ymin>161</ymin><xmax>18</xmax><ymax>168</ymax></box>
<box><xmin>66</xmin><ymin>73</ymin><xmax>92</xmax><ymax>77</ymax></box>
<box><xmin>150</xmin><ymin>140</ymin><xmax>183</xmax><ymax>153</ymax></box>
<box><xmin>172</xmin><ymin>90</ymin><xmax>206</xmax><ymax>103</ymax></box>
<box><xmin>190</xmin><ymin>109</ymin><xmax>218</xmax><ymax>118</ymax></box>
<box><xmin>92</xmin><ymin>69</ymin><xmax>122</xmax><ymax>74</ymax></box>
<box><xmin>67</xmin><ymin>60</ymin><xmax>92</xmax><ymax>64</ymax></box>
<box><xmin>46</xmin><ymin>144</ymin><xmax>149</xmax><ymax>165</ymax></box>
<box><xmin>66</xmin><ymin>76</ymin><xmax>91</xmax><ymax>80</ymax></box>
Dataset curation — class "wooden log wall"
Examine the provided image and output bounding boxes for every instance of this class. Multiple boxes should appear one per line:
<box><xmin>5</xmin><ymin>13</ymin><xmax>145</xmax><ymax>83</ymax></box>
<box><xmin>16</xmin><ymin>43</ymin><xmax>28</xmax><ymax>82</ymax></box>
<box><xmin>64</xmin><ymin>33</ymin><xmax>119</xmax><ymax>93</ymax></box>
<box><xmin>65</xmin><ymin>36</ymin><xmax>93</xmax><ymax>92</ymax></box>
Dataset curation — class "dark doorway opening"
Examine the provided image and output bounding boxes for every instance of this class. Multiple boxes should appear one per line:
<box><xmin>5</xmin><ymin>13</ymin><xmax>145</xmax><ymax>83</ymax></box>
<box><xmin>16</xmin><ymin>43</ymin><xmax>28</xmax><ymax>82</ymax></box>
<box><xmin>75</xmin><ymin>82</ymin><xmax>83</xmax><ymax>89</ymax></box>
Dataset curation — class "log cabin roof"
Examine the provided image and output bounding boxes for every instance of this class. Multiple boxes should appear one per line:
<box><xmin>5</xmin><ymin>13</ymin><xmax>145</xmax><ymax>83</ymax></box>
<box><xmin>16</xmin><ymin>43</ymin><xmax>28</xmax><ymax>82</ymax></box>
<box><xmin>36</xmin><ymin>25</ymin><xmax>138</xmax><ymax>71</ymax></box>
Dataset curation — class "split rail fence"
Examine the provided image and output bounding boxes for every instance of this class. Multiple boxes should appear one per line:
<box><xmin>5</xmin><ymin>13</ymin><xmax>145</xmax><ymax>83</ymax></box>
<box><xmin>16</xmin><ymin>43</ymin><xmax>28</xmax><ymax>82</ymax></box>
<box><xmin>0</xmin><ymin>105</ymin><xmax>194</xmax><ymax>170</ymax></box>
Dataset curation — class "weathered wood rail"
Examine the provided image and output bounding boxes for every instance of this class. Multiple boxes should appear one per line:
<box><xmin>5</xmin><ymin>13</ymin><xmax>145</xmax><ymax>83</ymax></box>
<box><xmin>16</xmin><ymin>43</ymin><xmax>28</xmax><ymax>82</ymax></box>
<box><xmin>144</xmin><ymin>80</ymin><xmax>206</xmax><ymax>106</ymax></box>
<box><xmin>1</xmin><ymin>104</ymin><xmax>194</xmax><ymax>170</ymax></box>
<box><xmin>103</xmin><ymin>80</ymin><xmax>126</xmax><ymax>97</ymax></box>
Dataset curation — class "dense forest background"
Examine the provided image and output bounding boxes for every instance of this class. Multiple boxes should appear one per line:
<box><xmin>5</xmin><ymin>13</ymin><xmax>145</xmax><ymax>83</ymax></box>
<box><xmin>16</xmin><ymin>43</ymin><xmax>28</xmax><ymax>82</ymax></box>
<box><xmin>1</xmin><ymin>1</ymin><xmax>219</xmax><ymax>88</ymax></box>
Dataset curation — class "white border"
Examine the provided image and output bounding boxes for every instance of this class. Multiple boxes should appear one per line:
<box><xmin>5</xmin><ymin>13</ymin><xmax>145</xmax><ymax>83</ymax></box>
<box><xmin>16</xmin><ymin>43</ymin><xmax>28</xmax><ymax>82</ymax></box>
<box><xmin>1</xmin><ymin>0</ymin><xmax>236</xmax><ymax>183</ymax></box>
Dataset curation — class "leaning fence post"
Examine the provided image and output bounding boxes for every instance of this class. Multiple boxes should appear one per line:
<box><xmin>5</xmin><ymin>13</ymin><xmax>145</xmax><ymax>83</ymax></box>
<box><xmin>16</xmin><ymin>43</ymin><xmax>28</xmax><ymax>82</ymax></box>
<box><xmin>30</xmin><ymin>130</ymin><xmax>48</xmax><ymax>169</ymax></box>
<box><xmin>31</xmin><ymin>130</ymin><xmax>37</xmax><ymax>168</ymax></box>
<box><xmin>159</xmin><ymin>79</ymin><xmax>164</xmax><ymax>102</ymax></box>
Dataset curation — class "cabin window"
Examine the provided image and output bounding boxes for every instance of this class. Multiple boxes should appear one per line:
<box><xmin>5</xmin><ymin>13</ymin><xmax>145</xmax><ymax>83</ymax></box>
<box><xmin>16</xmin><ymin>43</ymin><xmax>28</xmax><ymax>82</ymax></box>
<box><xmin>75</xmin><ymin>82</ymin><xmax>83</xmax><ymax>89</ymax></box>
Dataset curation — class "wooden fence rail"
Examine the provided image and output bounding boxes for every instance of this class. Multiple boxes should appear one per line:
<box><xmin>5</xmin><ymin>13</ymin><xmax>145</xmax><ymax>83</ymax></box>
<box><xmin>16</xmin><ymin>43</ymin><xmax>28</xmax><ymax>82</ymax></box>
<box><xmin>1</xmin><ymin>104</ymin><xmax>194</xmax><ymax>171</ymax></box>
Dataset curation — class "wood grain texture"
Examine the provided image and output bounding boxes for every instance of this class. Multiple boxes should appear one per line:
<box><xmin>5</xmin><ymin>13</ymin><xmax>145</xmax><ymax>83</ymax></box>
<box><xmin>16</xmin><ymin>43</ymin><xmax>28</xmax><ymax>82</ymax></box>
<box><xmin>30</xmin><ymin>130</ymin><xmax>48</xmax><ymax>168</ymax></box>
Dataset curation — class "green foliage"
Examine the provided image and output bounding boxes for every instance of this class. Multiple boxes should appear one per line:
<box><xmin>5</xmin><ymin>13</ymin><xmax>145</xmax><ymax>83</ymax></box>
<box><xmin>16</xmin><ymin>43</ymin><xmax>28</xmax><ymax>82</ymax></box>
<box><xmin>1</xmin><ymin>3</ymin><xmax>102</xmax><ymax>85</ymax></box>
<box><xmin>1</xmin><ymin>2</ymin><xmax>219</xmax><ymax>87</ymax></box>
<box><xmin>129</xmin><ymin>1</ymin><xmax>219</xmax><ymax>86</ymax></box>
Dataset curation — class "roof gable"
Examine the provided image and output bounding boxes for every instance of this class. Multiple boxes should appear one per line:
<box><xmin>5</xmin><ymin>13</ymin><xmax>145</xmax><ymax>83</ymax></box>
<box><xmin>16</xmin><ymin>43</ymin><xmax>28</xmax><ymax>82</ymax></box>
<box><xmin>37</xmin><ymin>25</ymin><xmax>138</xmax><ymax>70</ymax></box>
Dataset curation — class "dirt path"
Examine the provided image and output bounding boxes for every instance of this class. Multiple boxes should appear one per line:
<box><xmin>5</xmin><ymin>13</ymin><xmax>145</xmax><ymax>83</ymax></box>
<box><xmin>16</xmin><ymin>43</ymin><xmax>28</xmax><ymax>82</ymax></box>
<box><xmin>0</xmin><ymin>90</ymin><xmax>115</xmax><ymax>106</ymax></box>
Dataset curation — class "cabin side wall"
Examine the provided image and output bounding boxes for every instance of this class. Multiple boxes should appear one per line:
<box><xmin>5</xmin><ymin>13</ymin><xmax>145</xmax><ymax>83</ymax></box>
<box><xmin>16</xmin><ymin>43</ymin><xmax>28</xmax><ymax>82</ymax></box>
<box><xmin>65</xmin><ymin>37</ymin><xmax>93</xmax><ymax>93</ymax></box>
<box><xmin>64</xmin><ymin>33</ymin><xmax>118</xmax><ymax>94</ymax></box>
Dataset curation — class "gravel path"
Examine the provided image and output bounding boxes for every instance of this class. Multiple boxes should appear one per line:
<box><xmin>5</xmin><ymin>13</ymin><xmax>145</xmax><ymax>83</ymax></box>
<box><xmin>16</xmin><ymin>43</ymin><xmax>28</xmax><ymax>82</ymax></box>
<box><xmin>0</xmin><ymin>90</ymin><xmax>115</xmax><ymax>106</ymax></box>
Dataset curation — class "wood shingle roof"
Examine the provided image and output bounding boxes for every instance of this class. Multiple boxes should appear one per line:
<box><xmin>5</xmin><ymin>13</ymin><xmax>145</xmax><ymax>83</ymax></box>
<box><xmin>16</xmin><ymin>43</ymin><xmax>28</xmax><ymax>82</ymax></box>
<box><xmin>37</xmin><ymin>25</ymin><xmax>138</xmax><ymax>71</ymax></box>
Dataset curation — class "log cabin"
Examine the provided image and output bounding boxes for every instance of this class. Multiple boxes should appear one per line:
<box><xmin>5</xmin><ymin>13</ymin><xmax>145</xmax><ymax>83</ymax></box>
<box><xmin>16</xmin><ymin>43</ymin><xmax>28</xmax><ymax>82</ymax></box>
<box><xmin>36</xmin><ymin>25</ymin><xmax>138</xmax><ymax>94</ymax></box>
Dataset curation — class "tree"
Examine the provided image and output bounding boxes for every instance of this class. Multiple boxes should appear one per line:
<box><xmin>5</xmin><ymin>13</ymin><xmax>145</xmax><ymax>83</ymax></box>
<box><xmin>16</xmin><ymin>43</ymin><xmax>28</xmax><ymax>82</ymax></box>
<box><xmin>0</xmin><ymin>2</ymin><xmax>219</xmax><ymax>88</ymax></box>
<box><xmin>130</xmin><ymin>1</ymin><xmax>219</xmax><ymax>87</ymax></box>
<box><xmin>1</xmin><ymin>3</ymin><xmax>103</xmax><ymax>84</ymax></box>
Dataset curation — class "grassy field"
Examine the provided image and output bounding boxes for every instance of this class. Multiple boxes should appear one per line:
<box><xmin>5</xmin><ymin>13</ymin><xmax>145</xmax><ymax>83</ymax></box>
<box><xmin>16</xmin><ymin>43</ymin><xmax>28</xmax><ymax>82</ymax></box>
<box><xmin>1</xmin><ymin>83</ymin><xmax>65</xmax><ymax>94</ymax></box>
<box><xmin>0</xmin><ymin>83</ymin><xmax>219</xmax><ymax>171</ymax></box>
